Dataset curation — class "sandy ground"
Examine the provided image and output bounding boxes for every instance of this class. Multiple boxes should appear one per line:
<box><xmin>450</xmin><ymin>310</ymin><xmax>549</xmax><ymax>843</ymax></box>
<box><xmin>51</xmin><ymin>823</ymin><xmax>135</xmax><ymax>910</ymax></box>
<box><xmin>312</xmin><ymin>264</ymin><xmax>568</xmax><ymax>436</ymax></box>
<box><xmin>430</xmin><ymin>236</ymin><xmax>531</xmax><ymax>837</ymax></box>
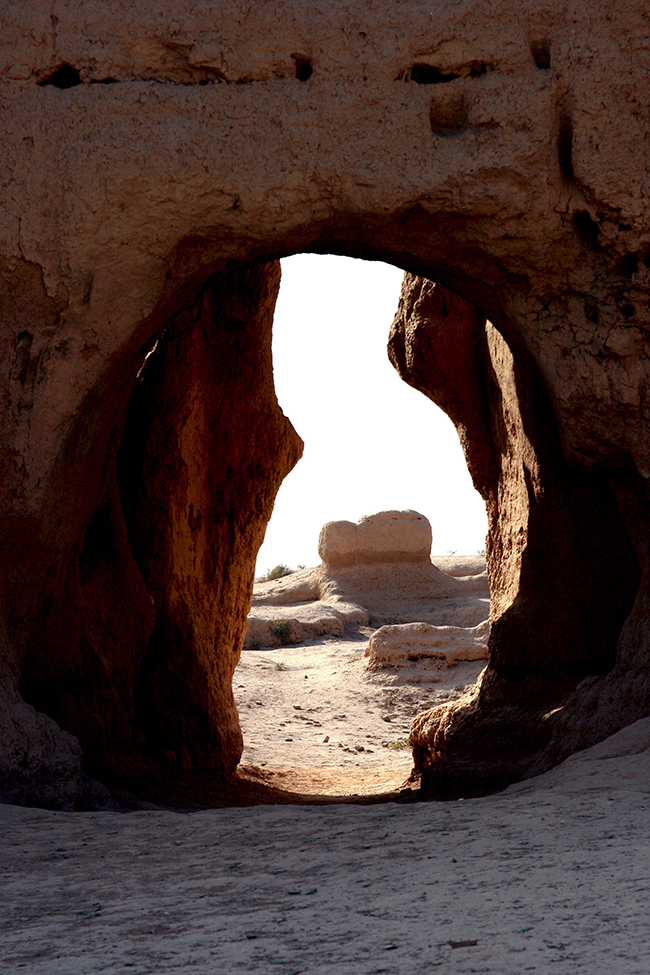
<box><xmin>233</xmin><ymin>630</ymin><xmax>485</xmax><ymax>795</ymax></box>
<box><xmin>2</xmin><ymin>633</ymin><xmax>650</xmax><ymax>974</ymax></box>
<box><xmin>2</xmin><ymin>746</ymin><xmax>650</xmax><ymax>974</ymax></box>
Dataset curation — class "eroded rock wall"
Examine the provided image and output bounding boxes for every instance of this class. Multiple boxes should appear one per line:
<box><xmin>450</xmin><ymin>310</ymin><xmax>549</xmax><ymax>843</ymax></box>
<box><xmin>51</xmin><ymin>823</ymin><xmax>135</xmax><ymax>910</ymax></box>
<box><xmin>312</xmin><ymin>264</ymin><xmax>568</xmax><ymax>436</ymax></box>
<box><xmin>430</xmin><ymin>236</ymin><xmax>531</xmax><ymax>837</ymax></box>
<box><xmin>119</xmin><ymin>262</ymin><xmax>302</xmax><ymax>776</ymax></box>
<box><xmin>1</xmin><ymin>0</ymin><xmax>650</xmax><ymax>802</ymax></box>
<box><xmin>1</xmin><ymin>260</ymin><xmax>301</xmax><ymax>805</ymax></box>
<box><xmin>390</xmin><ymin>278</ymin><xmax>642</xmax><ymax>794</ymax></box>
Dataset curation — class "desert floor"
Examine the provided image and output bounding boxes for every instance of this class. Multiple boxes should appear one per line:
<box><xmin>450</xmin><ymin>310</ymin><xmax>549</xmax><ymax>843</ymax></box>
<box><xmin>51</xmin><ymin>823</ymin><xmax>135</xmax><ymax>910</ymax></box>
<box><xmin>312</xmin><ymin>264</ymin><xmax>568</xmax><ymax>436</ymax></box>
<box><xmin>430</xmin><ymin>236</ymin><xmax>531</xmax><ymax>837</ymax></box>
<box><xmin>233</xmin><ymin>630</ymin><xmax>485</xmax><ymax>796</ymax></box>
<box><xmin>2</xmin><ymin>631</ymin><xmax>650</xmax><ymax>974</ymax></box>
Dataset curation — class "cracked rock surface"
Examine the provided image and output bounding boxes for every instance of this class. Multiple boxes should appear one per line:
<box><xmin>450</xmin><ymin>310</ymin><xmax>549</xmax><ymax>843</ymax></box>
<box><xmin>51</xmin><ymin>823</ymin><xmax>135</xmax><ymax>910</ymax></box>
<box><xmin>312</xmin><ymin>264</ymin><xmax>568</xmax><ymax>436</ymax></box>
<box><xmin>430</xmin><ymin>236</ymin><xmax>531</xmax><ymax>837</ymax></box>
<box><xmin>1</xmin><ymin>0</ymin><xmax>650</xmax><ymax>803</ymax></box>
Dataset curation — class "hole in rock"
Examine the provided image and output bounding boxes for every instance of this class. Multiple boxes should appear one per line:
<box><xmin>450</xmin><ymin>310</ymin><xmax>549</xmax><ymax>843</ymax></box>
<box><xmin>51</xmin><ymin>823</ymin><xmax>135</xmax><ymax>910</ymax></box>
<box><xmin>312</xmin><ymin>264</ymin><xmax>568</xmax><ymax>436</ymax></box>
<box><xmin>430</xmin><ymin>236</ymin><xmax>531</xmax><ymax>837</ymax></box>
<box><xmin>573</xmin><ymin>210</ymin><xmax>600</xmax><ymax>250</ymax></box>
<box><xmin>529</xmin><ymin>37</ymin><xmax>551</xmax><ymax>69</ymax></box>
<box><xmin>38</xmin><ymin>63</ymin><xmax>82</xmax><ymax>89</ymax></box>
<box><xmin>620</xmin><ymin>253</ymin><xmax>638</xmax><ymax>277</ymax></box>
<box><xmin>237</xmin><ymin>255</ymin><xmax>489</xmax><ymax>799</ymax></box>
<box><xmin>402</xmin><ymin>62</ymin><xmax>490</xmax><ymax>84</ymax></box>
<box><xmin>292</xmin><ymin>55</ymin><xmax>313</xmax><ymax>81</ymax></box>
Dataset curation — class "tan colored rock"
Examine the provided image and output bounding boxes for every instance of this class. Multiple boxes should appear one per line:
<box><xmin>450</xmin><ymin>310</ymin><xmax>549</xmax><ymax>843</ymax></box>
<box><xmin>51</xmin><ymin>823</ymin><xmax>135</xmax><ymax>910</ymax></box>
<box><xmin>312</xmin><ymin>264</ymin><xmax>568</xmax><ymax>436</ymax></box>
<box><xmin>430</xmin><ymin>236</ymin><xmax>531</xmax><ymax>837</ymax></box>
<box><xmin>245</xmin><ymin>519</ymin><xmax>489</xmax><ymax>648</ymax></box>
<box><xmin>245</xmin><ymin>567</ymin><xmax>370</xmax><ymax>647</ymax></box>
<box><xmin>245</xmin><ymin>606</ymin><xmax>346</xmax><ymax>649</ymax></box>
<box><xmin>366</xmin><ymin>621</ymin><xmax>489</xmax><ymax>669</ymax></box>
<box><xmin>245</xmin><ymin>514</ymin><xmax>489</xmax><ymax>647</ymax></box>
<box><xmin>319</xmin><ymin>565</ymin><xmax>488</xmax><ymax>626</ymax></box>
<box><xmin>431</xmin><ymin>555</ymin><xmax>487</xmax><ymax>579</ymax></box>
<box><xmin>317</xmin><ymin>511</ymin><xmax>483</xmax><ymax>624</ymax></box>
<box><xmin>319</xmin><ymin>511</ymin><xmax>432</xmax><ymax>567</ymax></box>
<box><xmin>250</xmin><ymin>568</ymin><xmax>321</xmax><ymax>607</ymax></box>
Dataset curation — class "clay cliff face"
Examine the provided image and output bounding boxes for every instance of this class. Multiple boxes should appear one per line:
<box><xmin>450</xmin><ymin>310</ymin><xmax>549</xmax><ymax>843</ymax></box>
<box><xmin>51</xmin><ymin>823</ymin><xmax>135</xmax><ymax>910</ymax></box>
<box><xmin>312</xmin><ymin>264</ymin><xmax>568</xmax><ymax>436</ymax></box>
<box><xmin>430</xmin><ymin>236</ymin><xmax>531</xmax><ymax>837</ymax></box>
<box><xmin>390</xmin><ymin>278</ymin><xmax>641</xmax><ymax>794</ymax></box>
<box><xmin>116</xmin><ymin>263</ymin><xmax>302</xmax><ymax>778</ymax></box>
<box><xmin>0</xmin><ymin>0</ymin><xmax>649</xmax><ymax>803</ymax></box>
<box><xmin>2</xmin><ymin>259</ymin><xmax>302</xmax><ymax>805</ymax></box>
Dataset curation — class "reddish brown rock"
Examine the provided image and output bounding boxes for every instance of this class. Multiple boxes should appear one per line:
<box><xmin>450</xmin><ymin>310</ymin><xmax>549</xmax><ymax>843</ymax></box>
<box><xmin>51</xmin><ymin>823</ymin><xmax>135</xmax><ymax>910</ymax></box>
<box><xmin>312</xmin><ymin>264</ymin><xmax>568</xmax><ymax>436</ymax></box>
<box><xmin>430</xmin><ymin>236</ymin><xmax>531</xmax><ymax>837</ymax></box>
<box><xmin>1</xmin><ymin>260</ymin><xmax>301</xmax><ymax>804</ymax></box>
<box><xmin>118</xmin><ymin>262</ymin><xmax>302</xmax><ymax>777</ymax></box>
<box><xmin>0</xmin><ymin>0</ymin><xmax>650</xmax><ymax>803</ymax></box>
<box><xmin>392</xmin><ymin>278</ymin><xmax>642</xmax><ymax>795</ymax></box>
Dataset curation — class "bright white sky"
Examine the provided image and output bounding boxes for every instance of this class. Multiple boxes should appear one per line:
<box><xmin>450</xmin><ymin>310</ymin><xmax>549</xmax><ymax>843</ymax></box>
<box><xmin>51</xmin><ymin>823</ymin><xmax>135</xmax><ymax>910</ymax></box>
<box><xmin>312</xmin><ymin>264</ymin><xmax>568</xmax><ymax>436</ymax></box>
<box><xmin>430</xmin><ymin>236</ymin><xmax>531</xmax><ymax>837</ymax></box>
<box><xmin>255</xmin><ymin>254</ymin><xmax>488</xmax><ymax>573</ymax></box>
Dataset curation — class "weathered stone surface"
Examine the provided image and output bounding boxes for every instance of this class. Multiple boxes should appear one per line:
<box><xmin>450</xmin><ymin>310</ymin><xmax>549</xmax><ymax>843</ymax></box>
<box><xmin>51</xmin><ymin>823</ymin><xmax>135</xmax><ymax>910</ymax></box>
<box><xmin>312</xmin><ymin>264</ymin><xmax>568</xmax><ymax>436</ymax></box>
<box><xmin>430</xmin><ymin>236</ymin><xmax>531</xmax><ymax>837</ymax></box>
<box><xmin>510</xmin><ymin>716</ymin><xmax>650</xmax><ymax>796</ymax></box>
<box><xmin>246</xmin><ymin>513</ymin><xmax>489</xmax><ymax>646</ymax></box>
<box><xmin>2</xmin><ymin>258</ymin><xmax>302</xmax><ymax>803</ymax></box>
<box><xmin>391</xmin><ymin>277</ymin><xmax>643</xmax><ymax>795</ymax></box>
<box><xmin>245</xmin><ymin>604</ymin><xmax>348</xmax><ymax>649</ymax></box>
<box><xmin>116</xmin><ymin>262</ymin><xmax>302</xmax><ymax>778</ymax></box>
<box><xmin>251</xmin><ymin>568</ymin><xmax>322</xmax><ymax>608</ymax></box>
<box><xmin>1</xmin><ymin>0</ymin><xmax>650</xmax><ymax>802</ymax></box>
<box><xmin>317</xmin><ymin>511</ymin><xmax>485</xmax><ymax>623</ymax></box>
<box><xmin>366</xmin><ymin>621</ymin><xmax>489</xmax><ymax>669</ymax></box>
<box><xmin>319</xmin><ymin>511</ymin><xmax>432</xmax><ymax>567</ymax></box>
<box><xmin>0</xmin><ymin>686</ymin><xmax>83</xmax><ymax>809</ymax></box>
<box><xmin>431</xmin><ymin>555</ymin><xmax>487</xmax><ymax>580</ymax></box>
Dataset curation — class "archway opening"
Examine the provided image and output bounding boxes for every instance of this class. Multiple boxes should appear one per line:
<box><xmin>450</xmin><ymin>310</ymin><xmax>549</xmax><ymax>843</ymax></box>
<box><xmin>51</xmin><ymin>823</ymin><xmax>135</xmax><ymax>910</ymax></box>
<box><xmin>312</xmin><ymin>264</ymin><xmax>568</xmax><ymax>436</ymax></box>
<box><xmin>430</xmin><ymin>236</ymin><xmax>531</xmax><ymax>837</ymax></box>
<box><xmin>256</xmin><ymin>254</ymin><xmax>487</xmax><ymax>572</ymax></box>
<box><xmin>13</xmin><ymin>233</ymin><xmax>639</xmax><ymax>810</ymax></box>
<box><xmin>234</xmin><ymin>254</ymin><xmax>490</xmax><ymax>798</ymax></box>
<box><xmin>102</xmin><ymin>251</ymin><xmax>494</xmax><ymax>804</ymax></box>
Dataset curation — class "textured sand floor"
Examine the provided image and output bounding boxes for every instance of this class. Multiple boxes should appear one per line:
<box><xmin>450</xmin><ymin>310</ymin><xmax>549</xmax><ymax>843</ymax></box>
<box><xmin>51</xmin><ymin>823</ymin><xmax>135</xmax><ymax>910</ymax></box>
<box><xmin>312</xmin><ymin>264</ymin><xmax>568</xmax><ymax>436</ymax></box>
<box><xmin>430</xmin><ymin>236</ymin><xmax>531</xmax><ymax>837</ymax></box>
<box><xmin>234</xmin><ymin>631</ymin><xmax>484</xmax><ymax>794</ymax></box>
<box><xmin>2</xmin><ymin>752</ymin><xmax>650</xmax><ymax>975</ymax></box>
<box><xmin>2</xmin><ymin>633</ymin><xmax>650</xmax><ymax>974</ymax></box>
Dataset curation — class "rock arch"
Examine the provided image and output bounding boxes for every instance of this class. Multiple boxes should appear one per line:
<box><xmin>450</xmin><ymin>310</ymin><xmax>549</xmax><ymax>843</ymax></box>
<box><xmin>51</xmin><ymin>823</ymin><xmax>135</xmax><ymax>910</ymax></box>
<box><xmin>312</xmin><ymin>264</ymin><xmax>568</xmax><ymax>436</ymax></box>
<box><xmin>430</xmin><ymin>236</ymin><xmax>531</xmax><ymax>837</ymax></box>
<box><xmin>1</xmin><ymin>0</ymin><xmax>649</xmax><ymax>805</ymax></box>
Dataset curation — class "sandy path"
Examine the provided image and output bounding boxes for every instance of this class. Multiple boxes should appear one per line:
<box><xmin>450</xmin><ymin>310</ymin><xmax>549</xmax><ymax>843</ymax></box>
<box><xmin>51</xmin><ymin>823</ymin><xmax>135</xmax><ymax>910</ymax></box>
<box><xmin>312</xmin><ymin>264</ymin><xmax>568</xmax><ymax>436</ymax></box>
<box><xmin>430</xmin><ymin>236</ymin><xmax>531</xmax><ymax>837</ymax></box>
<box><xmin>234</xmin><ymin>631</ymin><xmax>484</xmax><ymax>794</ymax></box>
<box><xmin>2</xmin><ymin>748</ymin><xmax>650</xmax><ymax>975</ymax></box>
<box><xmin>2</xmin><ymin>633</ymin><xmax>650</xmax><ymax>974</ymax></box>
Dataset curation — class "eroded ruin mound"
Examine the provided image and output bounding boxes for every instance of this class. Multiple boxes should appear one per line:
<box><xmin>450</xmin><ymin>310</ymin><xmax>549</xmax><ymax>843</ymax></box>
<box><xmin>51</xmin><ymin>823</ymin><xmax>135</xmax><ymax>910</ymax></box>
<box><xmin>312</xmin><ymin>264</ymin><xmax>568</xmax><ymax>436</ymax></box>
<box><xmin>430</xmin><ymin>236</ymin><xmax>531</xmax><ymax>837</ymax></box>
<box><xmin>246</xmin><ymin>510</ymin><xmax>489</xmax><ymax>646</ymax></box>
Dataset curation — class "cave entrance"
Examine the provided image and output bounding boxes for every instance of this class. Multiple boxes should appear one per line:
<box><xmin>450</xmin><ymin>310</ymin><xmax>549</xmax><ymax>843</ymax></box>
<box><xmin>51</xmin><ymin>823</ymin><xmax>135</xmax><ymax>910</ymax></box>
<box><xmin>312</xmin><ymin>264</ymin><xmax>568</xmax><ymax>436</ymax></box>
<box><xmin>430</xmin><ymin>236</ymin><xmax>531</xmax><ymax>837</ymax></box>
<box><xmin>111</xmin><ymin>251</ymin><xmax>491</xmax><ymax>804</ymax></box>
<box><xmin>16</xmin><ymin>234</ymin><xmax>636</xmax><ymax>809</ymax></box>
<box><xmin>233</xmin><ymin>254</ymin><xmax>489</xmax><ymax>799</ymax></box>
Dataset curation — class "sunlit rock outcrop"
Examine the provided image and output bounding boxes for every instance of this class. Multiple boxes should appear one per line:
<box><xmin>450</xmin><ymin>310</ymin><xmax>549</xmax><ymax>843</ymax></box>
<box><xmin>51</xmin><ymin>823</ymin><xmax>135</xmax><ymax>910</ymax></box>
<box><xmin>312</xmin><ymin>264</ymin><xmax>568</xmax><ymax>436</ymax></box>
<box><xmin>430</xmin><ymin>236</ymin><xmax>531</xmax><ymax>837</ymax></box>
<box><xmin>246</xmin><ymin>511</ymin><xmax>489</xmax><ymax>647</ymax></box>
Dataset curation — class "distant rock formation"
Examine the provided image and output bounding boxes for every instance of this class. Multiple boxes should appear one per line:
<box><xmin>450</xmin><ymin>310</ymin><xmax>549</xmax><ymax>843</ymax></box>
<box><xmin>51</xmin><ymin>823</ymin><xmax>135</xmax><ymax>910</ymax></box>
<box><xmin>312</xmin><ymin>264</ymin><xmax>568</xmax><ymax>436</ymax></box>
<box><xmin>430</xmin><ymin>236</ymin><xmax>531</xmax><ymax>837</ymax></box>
<box><xmin>366</xmin><ymin>621</ymin><xmax>489</xmax><ymax>670</ymax></box>
<box><xmin>318</xmin><ymin>510</ymin><xmax>488</xmax><ymax>624</ymax></box>
<box><xmin>319</xmin><ymin>510</ymin><xmax>433</xmax><ymax>567</ymax></box>
<box><xmin>246</xmin><ymin>511</ymin><xmax>489</xmax><ymax>647</ymax></box>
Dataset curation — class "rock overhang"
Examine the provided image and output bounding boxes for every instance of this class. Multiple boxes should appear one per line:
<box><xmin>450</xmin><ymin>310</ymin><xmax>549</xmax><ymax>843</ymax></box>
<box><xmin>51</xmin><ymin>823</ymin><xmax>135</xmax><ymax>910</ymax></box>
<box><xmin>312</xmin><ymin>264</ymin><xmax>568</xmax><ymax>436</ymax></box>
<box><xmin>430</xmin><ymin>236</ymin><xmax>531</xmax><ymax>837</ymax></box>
<box><xmin>0</xmin><ymin>0</ymin><xmax>649</xmax><ymax>806</ymax></box>
<box><xmin>2</xmin><ymin>2</ymin><xmax>647</xmax><ymax>487</ymax></box>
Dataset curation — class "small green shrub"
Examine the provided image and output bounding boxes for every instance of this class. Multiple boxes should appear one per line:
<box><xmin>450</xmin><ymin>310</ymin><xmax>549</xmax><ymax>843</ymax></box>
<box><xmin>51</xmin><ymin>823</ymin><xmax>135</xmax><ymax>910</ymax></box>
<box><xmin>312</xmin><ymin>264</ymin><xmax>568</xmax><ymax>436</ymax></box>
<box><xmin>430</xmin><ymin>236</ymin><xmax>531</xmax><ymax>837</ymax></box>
<box><xmin>385</xmin><ymin>738</ymin><xmax>409</xmax><ymax>750</ymax></box>
<box><xmin>477</xmin><ymin>547</ymin><xmax>486</xmax><ymax>557</ymax></box>
<box><xmin>248</xmin><ymin>636</ymin><xmax>261</xmax><ymax>650</ymax></box>
<box><xmin>274</xmin><ymin>660</ymin><xmax>287</xmax><ymax>671</ymax></box>
<box><xmin>270</xmin><ymin>619</ymin><xmax>293</xmax><ymax>643</ymax></box>
<box><xmin>257</xmin><ymin>564</ymin><xmax>293</xmax><ymax>583</ymax></box>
